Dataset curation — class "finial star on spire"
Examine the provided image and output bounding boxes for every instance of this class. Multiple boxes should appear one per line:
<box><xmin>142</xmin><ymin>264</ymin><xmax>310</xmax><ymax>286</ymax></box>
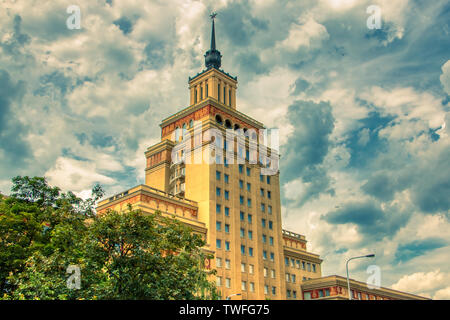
<box><xmin>210</xmin><ymin>12</ymin><xmax>217</xmax><ymax>20</ymax></box>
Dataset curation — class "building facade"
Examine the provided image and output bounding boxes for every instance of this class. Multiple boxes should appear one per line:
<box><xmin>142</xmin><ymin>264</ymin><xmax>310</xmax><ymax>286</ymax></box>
<box><xmin>97</xmin><ymin>17</ymin><xmax>427</xmax><ymax>301</ymax></box>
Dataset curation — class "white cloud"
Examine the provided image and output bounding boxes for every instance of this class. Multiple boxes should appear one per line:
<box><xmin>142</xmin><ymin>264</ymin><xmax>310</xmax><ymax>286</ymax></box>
<box><xmin>392</xmin><ymin>270</ymin><xmax>450</xmax><ymax>295</ymax></box>
<box><xmin>45</xmin><ymin>157</ymin><xmax>115</xmax><ymax>192</ymax></box>
<box><xmin>440</xmin><ymin>60</ymin><xmax>450</xmax><ymax>95</ymax></box>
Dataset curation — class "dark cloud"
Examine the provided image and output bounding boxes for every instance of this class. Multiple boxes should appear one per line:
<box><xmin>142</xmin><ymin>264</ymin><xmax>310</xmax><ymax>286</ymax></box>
<box><xmin>395</xmin><ymin>238</ymin><xmax>448</xmax><ymax>264</ymax></box>
<box><xmin>141</xmin><ymin>40</ymin><xmax>172</xmax><ymax>70</ymax></box>
<box><xmin>411</xmin><ymin>148</ymin><xmax>450</xmax><ymax>216</ymax></box>
<box><xmin>323</xmin><ymin>200</ymin><xmax>411</xmax><ymax>241</ymax></box>
<box><xmin>0</xmin><ymin>69</ymin><xmax>30</xmax><ymax>172</ymax></box>
<box><xmin>236</xmin><ymin>52</ymin><xmax>268</xmax><ymax>75</ymax></box>
<box><xmin>361</xmin><ymin>172</ymin><xmax>399</xmax><ymax>202</ymax></box>
<box><xmin>113</xmin><ymin>17</ymin><xmax>134</xmax><ymax>35</ymax></box>
<box><xmin>281</xmin><ymin>100</ymin><xmax>335</xmax><ymax>205</ymax></box>
<box><xmin>0</xmin><ymin>15</ymin><xmax>30</xmax><ymax>55</ymax></box>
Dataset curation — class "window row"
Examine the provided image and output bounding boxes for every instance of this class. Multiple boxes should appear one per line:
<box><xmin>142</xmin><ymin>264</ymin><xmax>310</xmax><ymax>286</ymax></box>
<box><xmin>284</xmin><ymin>258</ymin><xmax>317</xmax><ymax>272</ymax></box>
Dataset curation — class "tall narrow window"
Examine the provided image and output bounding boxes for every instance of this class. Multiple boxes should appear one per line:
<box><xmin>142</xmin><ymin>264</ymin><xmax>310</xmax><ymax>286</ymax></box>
<box><xmin>194</xmin><ymin>88</ymin><xmax>197</xmax><ymax>103</ymax></box>
<box><xmin>206</xmin><ymin>83</ymin><xmax>209</xmax><ymax>97</ymax></box>
<box><xmin>229</xmin><ymin>89</ymin><xmax>232</xmax><ymax>106</ymax></box>
<box><xmin>218</xmin><ymin>83</ymin><xmax>221</xmax><ymax>101</ymax></box>
<box><xmin>200</xmin><ymin>87</ymin><xmax>203</xmax><ymax>100</ymax></box>
<box><xmin>224</xmin><ymin>86</ymin><xmax>226</xmax><ymax>104</ymax></box>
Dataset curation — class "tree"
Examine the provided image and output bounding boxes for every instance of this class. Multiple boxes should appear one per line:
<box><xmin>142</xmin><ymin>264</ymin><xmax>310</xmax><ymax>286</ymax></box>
<box><xmin>1</xmin><ymin>176</ymin><xmax>218</xmax><ymax>300</ymax></box>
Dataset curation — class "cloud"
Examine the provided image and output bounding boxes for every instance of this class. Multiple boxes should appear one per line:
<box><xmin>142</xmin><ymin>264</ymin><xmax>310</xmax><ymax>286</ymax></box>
<box><xmin>323</xmin><ymin>200</ymin><xmax>411</xmax><ymax>241</ymax></box>
<box><xmin>392</xmin><ymin>270</ymin><xmax>450</xmax><ymax>297</ymax></box>
<box><xmin>441</xmin><ymin>60</ymin><xmax>450</xmax><ymax>95</ymax></box>
<box><xmin>394</xmin><ymin>238</ymin><xmax>448</xmax><ymax>264</ymax></box>
<box><xmin>281</xmin><ymin>100</ymin><xmax>335</xmax><ymax>205</ymax></box>
<box><xmin>45</xmin><ymin>157</ymin><xmax>116</xmax><ymax>192</ymax></box>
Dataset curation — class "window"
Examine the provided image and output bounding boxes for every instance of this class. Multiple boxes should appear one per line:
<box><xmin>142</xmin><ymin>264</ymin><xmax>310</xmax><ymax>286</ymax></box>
<box><xmin>216</xmin><ymin>171</ymin><xmax>221</xmax><ymax>180</ymax></box>
<box><xmin>264</xmin><ymin>285</ymin><xmax>269</xmax><ymax>295</ymax></box>
<box><xmin>224</xmin><ymin>224</ymin><xmax>230</xmax><ymax>233</ymax></box>
<box><xmin>224</xmin><ymin>207</ymin><xmax>230</xmax><ymax>217</ymax></box>
<box><xmin>239</xmin><ymin>164</ymin><xmax>243</xmax><ymax>173</ymax></box>
<box><xmin>248</xmin><ymin>230</ymin><xmax>253</xmax><ymax>240</ymax></box>
<box><xmin>263</xmin><ymin>251</ymin><xmax>267</xmax><ymax>260</ymax></box>
<box><xmin>292</xmin><ymin>275</ymin><xmax>296</xmax><ymax>283</ymax></box>
<box><xmin>241</xmin><ymin>281</ymin><xmax>246</xmax><ymax>291</ymax></box>
<box><xmin>291</xmin><ymin>259</ymin><xmax>295</xmax><ymax>267</ymax></box>
<box><xmin>248</xmin><ymin>214</ymin><xmax>252</xmax><ymax>223</ymax></box>
<box><xmin>307</xmin><ymin>263</ymin><xmax>311</xmax><ymax>272</ymax></box>
<box><xmin>319</xmin><ymin>290</ymin><xmax>324</xmax><ymax>298</ymax></box>
<box><xmin>246</xmin><ymin>167</ymin><xmax>251</xmax><ymax>176</ymax></box>
<box><xmin>224</xmin><ymin>156</ymin><xmax>229</xmax><ymax>167</ymax></box>
<box><xmin>264</xmin><ymin>268</ymin><xmax>268</xmax><ymax>277</ymax></box>
<box><xmin>249</xmin><ymin>247</ymin><xmax>254</xmax><ymax>256</ymax></box>
<box><xmin>241</xmin><ymin>263</ymin><xmax>246</xmax><ymax>272</ymax></box>
<box><xmin>302</xmin><ymin>261</ymin><xmax>306</xmax><ymax>270</ymax></box>
<box><xmin>218</xmin><ymin>84</ymin><xmax>221</xmax><ymax>101</ymax></box>
<box><xmin>313</xmin><ymin>264</ymin><xmax>316</xmax><ymax>273</ymax></box>
<box><xmin>272</xmin><ymin>287</ymin><xmax>276</xmax><ymax>295</ymax></box>
<box><xmin>286</xmin><ymin>273</ymin><xmax>290</xmax><ymax>282</ymax></box>
<box><xmin>247</xmin><ymin>183</ymin><xmax>251</xmax><ymax>191</ymax></box>
<box><xmin>216</xmin><ymin>187</ymin><xmax>221</xmax><ymax>197</ymax></box>
<box><xmin>239</xmin><ymin>180</ymin><xmax>243</xmax><ymax>189</ymax></box>
<box><xmin>241</xmin><ymin>245</ymin><xmax>245</xmax><ymax>255</ymax></box>
<box><xmin>268</xmin><ymin>205</ymin><xmax>272</xmax><ymax>214</ymax></box>
<box><xmin>240</xmin><ymin>196</ymin><xmax>244</xmax><ymax>205</ymax></box>
<box><xmin>304</xmin><ymin>292</ymin><xmax>311</xmax><ymax>300</ymax></box>
<box><xmin>270</xmin><ymin>252</ymin><xmax>274</xmax><ymax>262</ymax></box>
<box><xmin>216</xmin><ymin>204</ymin><xmax>221</xmax><ymax>214</ymax></box>
<box><xmin>262</xmin><ymin>234</ymin><xmax>267</xmax><ymax>243</ymax></box>
<box><xmin>216</xmin><ymin>276</ymin><xmax>222</xmax><ymax>286</ymax></box>
<box><xmin>224</xmin><ymin>174</ymin><xmax>229</xmax><ymax>183</ymax></box>
<box><xmin>240</xmin><ymin>211</ymin><xmax>244</xmax><ymax>221</ymax></box>
<box><xmin>268</xmin><ymin>191</ymin><xmax>272</xmax><ymax>199</ymax></box>
<box><xmin>261</xmin><ymin>203</ymin><xmax>265</xmax><ymax>212</ymax></box>
<box><xmin>206</xmin><ymin>84</ymin><xmax>209</xmax><ymax>97</ymax></box>
<box><xmin>271</xmin><ymin>269</ymin><xmax>275</xmax><ymax>279</ymax></box>
<box><xmin>267</xmin><ymin>176</ymin><xmax>271</xmax><ymax>184</ymax></box>
<box><xmin>296</xmin><ymin>260</ymin><xmax>300</xmax><ymax>269</ymax></box>
<box><xmin>293</xmin><ymin>291</ymin><xmax>297</xmax><ymax>299</ymax></box>
<box><xmin>226</xmin><ymin>278</ymin><xmax>231</xmax><ymax>288</ymax></box>
<box><xmin>262</xmin><ymin>219</ymin><xmax>266</xmax><ymax>228</ymax></box>
<box><xmin>225</xmin><ymin>259</ymin><xmax>230</xmax><ymax>269</ymax></box>
<box><xmin>216</xmin><ymin>239</ymin><xmax>221</xmax><ymax>249</ymax></box>
<box><xmin>216</xmin><ymin>257</ymin><xmax>222</xmax><ymax>267</ymax></box>
<box><xmin>250</xmin><ymin>282</ymin><xmax>255</xmax><ymax>292</ymax></box>
<box><xmin>225</xmin><ymin>190</ymin><xmax>229</xmax><ymax>200</ymax></box>
<box><xmin>216</xmin><ymin>221</ymin><xmax>221</xmax><ymax>231</ymax></box>
<box><xmin>249</xmin><ymin>264</ymin><xmax>254</xmax><ymax>274</ymax></box>
<box><xmin>260</xmin><ymin>188</ymin><xmax>264</xmax><ymax>197</ymax></box>
<box><xmin>260</xmin><ymin>174</ymin><xmax>264</xmax><ymax>182</ymax></box>
<box><xmin>269</xmin><ymin>221</ymin><xmax>273</xmax><ymax>230</ymax></box>
<box><xmin>247</xmin><ymin>198</ymin><xmax>252</xmax><ymax>207</ymax></box>
<box><xmin>287</xmin><ymin>290</ymin><xmax>291</xmax><ymax>298</ymax></box>
<box><xmin>246</xmin><ymin>149</ymin><xmax>250</xmax><ymax>160</ymax></box>
<box><xmin>285</xmin><ymin>257</ymin><xmax>289</xmax><ymax>266</ymax></box>
<box><xmin>269</xmin><ymin>237</ymin><xmax>274</xmax><ymax>246</ymax></box>
<box><xmin>189</xmin><ymin>119</ymin><xmax>193</xmax><ymax>128</ymax></box>
<box><xmin>200</xmin><ymin>87</ymin><xmax>203</xmax><ymax>100</ymax></box>
<box><xmin>225</xmin><ymin>241</ymin><xmax>230</xmax><ymax>251</ymax></box>
<box><xmin>194</xmin><ymin>88</ymin><xmax>197</xmax><ymax>103</ymax></box>
<box><xmin>240</xmin><ymin>228</ymin><xmax>245</xmax><ymax>238</ymax></box>
<box><xmin>325</xmin><ymin>289</ymin><xmax>330</xmax><ymax>297</ymax></box>
<box><xmin>224</xmin><ymin>87</ymin><xmax>226</xmax><ymax>104</ymax></box>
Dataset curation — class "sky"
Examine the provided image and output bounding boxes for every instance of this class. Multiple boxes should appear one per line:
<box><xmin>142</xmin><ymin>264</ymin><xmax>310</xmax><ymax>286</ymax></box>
<box><xmin>0</xmin><ymin>0</ymin><xmax>449</xmax><ymax>299</ymax></box>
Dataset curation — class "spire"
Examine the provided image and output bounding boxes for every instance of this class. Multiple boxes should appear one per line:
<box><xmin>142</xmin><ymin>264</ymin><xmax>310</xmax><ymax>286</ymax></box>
<box><xmin>205</xmin><ymin>12</ymin><xmax>221</xmax><ymax>69</ymax></box>
<box><xmin>210</xmin><ymin>14</ymin><xmax>216</xmax><ymax>51</ymax></box>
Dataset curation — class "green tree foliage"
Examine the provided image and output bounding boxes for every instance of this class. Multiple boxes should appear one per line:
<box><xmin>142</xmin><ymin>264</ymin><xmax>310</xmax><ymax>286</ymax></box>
<box><xmin>1</xmin><ymin>176</ymin><xmax>218</xmax><ymax>300</ymax></box>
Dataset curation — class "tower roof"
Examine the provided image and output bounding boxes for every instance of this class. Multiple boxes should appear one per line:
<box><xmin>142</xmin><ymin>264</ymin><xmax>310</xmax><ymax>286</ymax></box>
<box><xmin>204</xmin><ymin>12</ymin><xmax>222</xmax><ymax>69</ymax></box>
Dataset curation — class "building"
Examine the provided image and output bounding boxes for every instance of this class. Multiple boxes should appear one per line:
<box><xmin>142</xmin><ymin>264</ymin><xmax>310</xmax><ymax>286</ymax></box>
<box><xmin>301</xmin><ymin>275</ymin><xmax>430</xmax><ymax>300</ymax></box>
<box><xmin>97</xmin><ymin>15</ymin><xmax>427</xmax><ymax>301</ymax></box>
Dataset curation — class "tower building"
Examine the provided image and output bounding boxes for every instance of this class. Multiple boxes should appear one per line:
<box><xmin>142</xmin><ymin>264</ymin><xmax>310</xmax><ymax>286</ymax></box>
<box><xmin>97</xmin><ymin>15</ymin><xmax>323</xmax><ymax>300</ymax></box>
